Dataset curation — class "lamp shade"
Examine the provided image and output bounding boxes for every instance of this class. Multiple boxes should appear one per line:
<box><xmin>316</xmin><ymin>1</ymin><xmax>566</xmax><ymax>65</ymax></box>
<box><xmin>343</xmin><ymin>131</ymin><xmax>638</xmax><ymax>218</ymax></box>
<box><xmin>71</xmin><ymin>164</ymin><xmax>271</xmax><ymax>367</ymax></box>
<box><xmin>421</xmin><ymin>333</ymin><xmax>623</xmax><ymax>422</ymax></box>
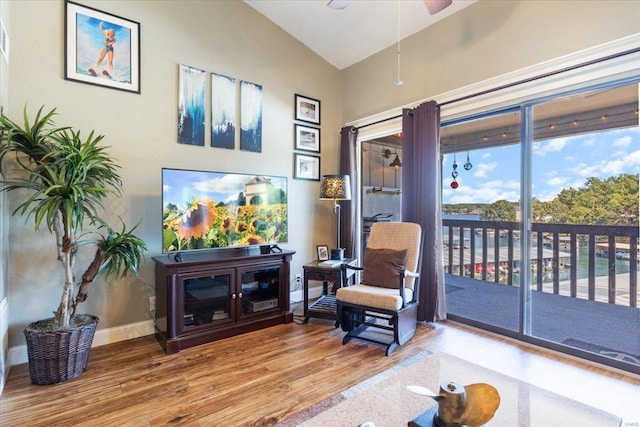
<box><xmin>319</xmin><ymin>175</ymin><xmax>351</xmax><ymax>201</ymax></box>
<box><xmin>390</xmin><ymin>153</ymin><xmax>402</xmax><ymax>169</ymax></box>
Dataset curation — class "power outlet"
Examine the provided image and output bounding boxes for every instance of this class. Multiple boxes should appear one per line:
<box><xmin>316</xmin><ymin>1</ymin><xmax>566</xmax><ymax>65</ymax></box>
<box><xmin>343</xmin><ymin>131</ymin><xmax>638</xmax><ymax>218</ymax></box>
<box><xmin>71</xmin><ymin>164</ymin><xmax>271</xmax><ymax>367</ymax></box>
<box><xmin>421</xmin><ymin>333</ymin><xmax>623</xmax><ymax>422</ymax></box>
<box><xmin>295</xmin><ymin>273</ymin><xmax>302</xmax><ymax>286</ymax></box>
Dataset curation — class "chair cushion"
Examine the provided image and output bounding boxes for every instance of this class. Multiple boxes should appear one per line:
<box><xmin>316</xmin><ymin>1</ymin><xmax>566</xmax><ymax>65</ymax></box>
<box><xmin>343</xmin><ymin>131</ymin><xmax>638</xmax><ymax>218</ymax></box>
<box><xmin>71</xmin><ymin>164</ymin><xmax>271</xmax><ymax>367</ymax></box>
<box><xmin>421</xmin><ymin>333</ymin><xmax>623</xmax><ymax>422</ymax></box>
<box><xmin>362</xmin><ymin>248</ymin><xmax>408</xmax><ymax>289</ymax></box>
<box><xmin>336</xmin><ymin>284</ymin><xmax>414</xmax><ymax>311</ymax></box>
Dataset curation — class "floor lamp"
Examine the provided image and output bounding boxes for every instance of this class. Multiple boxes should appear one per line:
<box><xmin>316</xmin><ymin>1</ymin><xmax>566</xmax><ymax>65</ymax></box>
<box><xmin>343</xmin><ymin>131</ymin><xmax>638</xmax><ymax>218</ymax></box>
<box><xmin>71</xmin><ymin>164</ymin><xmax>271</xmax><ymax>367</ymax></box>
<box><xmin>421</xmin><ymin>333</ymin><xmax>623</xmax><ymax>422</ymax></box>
<box><xmin>319</xmin><ymin>174</ymin><xmax>352</xmax><ymax>260</ymax></box>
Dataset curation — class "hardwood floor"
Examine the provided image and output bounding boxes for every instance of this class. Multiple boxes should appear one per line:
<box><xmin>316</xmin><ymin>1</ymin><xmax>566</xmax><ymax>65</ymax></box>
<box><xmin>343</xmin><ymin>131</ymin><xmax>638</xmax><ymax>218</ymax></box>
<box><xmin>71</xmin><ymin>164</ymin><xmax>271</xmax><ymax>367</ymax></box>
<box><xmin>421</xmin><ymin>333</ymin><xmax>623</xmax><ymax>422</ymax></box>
<box><xmin>1</xmin><ymin>314</ymin><xmax>639</xmax><ymax>426</ymax></box>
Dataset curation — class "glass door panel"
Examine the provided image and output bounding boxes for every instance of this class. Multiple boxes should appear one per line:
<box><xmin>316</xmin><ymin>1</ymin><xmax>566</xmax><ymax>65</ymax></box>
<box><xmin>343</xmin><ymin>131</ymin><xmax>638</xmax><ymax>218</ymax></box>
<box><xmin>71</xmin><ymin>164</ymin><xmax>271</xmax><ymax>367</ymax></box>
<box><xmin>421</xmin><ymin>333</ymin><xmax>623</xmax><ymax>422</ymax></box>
<box><xmin>239</xmin><ymin>266</ymin><xmax>281</xmax><ymax>318</ymax></box>
<box><xmin>529</xmin><ymin>83</ymin><xmax>639</xmax><ymax>368</ymax></box>
<box><xmin>182</xmin><ymin>270</ymin><xmax>233</xmax><ymax>330</ymax></box>
<box><xmin>441</xmin><ymin>109</ymin><xmax>521</xmax><ymax>333</ymax></box>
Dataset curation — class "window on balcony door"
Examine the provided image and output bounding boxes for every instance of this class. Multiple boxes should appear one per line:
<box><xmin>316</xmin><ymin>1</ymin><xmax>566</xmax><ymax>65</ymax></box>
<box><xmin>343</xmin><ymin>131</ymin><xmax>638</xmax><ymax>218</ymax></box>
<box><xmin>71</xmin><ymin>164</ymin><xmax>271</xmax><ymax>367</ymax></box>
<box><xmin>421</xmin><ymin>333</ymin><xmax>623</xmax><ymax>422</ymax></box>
<box><xmin>528</xmin><ymin>83</ymin><xmax>639</xmax><ymax>368</ymax></box>
<box><xmin>440</xmin><ymin>108</ymin><xmax>522</xmax><ymax>334</ymax></box>
<box><xmin>440</xmin><ymin>81</ymin><xmax>639</xmax><ymax>372</ymax></box>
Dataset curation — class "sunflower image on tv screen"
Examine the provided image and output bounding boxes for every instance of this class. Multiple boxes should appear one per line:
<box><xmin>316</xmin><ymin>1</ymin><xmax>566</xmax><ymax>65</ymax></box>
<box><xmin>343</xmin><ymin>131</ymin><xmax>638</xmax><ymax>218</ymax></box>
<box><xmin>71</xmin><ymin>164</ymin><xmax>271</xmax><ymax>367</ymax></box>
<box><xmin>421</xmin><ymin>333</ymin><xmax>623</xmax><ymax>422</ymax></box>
<box><xmin>162</xmin><ymin>169</ymin><xmax>288</xmax><ymax>252</ymax></box>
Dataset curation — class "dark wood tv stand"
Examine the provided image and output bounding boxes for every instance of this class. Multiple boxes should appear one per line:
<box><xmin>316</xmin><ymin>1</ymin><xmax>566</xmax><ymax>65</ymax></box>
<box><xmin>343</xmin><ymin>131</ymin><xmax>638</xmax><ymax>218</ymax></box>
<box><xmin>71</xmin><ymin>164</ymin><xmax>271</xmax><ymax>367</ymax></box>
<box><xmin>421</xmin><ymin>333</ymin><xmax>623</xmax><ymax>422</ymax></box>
<box><xmin>152</xmin><ymin>248</ymin><xmax>295</xmax><ymax>353</ymax></box>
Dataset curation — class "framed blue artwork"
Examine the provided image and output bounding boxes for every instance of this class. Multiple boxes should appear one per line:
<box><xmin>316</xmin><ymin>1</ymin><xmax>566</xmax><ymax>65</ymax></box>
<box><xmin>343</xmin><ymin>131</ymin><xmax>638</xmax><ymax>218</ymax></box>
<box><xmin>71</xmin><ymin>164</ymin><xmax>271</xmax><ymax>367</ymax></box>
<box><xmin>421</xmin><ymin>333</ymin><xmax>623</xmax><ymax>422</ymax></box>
<box><xmin>178</xmin><ymin>64</ymin><xmax>206</xmax><ymax>146</ymax></box>
<box><xmin>211</xmin><ymin>72</ymin><xmax>237</xmax><ymax>149</ymax></box>
<box><xmin>240</xmin><ymin>80</ymin><xmax>263</xmax><ymax>153</ymax></box>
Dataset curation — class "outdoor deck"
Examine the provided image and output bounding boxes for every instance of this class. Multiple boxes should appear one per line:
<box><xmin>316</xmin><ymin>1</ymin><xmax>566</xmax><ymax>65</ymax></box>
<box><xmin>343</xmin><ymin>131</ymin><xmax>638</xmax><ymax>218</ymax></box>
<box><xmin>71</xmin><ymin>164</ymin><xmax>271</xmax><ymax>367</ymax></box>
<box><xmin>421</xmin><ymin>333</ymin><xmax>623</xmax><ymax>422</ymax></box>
<box><xmin>442</xmin><ymin>218</ymin><xmax>639</xmax><ymax>374</ymax></box>
<box><xmin>445</xmin><ymin>274</ymin><xmax>640</xmax><ymax>366</ymax></box>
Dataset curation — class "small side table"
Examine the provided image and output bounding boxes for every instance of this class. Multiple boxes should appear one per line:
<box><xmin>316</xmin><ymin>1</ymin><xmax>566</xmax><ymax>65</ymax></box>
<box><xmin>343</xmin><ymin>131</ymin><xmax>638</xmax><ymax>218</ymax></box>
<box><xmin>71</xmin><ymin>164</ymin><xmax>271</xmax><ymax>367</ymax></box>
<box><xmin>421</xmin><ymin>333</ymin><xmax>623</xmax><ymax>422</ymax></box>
<box><xmin>303</xmin><ymin>258</ymin><xmax>357</xmax><ymax>323</ymax></box>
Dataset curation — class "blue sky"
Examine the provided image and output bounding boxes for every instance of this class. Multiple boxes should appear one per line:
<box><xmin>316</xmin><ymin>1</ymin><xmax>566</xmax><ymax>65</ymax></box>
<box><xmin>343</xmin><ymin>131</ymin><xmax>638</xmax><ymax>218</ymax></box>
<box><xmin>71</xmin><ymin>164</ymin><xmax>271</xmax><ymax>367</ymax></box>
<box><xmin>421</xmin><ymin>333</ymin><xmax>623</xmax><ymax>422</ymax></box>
<box><xmin>442</xmin><ymin>126</ymin><xmax>640</xmax><ymax>204</ymax></box>
<box><xmin>162</xmin><ymin>169</ymin><xmax>287</xmax><ymax>208</ymax></box>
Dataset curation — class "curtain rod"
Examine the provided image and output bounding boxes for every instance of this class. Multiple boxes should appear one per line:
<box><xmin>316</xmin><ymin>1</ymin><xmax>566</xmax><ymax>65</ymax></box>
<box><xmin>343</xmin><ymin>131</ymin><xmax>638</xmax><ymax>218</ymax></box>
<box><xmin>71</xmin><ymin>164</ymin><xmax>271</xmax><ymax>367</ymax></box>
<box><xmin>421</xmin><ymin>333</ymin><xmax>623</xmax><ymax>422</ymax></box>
<box><xmin>356</xmin><ymin>46</ymin><xmax>640</xmax><ymax>130</ymax></box>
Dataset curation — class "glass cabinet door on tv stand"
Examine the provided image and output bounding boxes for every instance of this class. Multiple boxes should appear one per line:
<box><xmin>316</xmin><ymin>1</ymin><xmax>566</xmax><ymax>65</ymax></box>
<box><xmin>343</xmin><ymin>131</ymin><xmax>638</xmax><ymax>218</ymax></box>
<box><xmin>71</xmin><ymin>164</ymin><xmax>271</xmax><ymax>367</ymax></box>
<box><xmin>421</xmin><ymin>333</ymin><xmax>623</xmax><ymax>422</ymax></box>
<box><xmin>238</xmin><ymin>265</ymin><xmax>282</xmax><ymax>321</ymax></box>
<box><xmin>181</xmin><ymin>268</ymin><xmax>235</xmax><ymax>334</ymax></box>
<box><xmin>153</xmin><ymin>249</ymin><xmax>295</xmax><ymax>354</ymax></box>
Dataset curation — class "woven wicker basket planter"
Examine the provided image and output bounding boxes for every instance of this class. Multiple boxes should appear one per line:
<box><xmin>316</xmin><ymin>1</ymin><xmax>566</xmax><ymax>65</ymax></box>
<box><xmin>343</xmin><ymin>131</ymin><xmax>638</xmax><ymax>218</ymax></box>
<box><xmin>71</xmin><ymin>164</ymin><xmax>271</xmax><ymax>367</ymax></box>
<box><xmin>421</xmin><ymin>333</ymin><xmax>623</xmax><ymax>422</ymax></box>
<box><xmin>23</xmin><ymin>314</ymin><xmax>99</xmax><ymax>385</ymax></box>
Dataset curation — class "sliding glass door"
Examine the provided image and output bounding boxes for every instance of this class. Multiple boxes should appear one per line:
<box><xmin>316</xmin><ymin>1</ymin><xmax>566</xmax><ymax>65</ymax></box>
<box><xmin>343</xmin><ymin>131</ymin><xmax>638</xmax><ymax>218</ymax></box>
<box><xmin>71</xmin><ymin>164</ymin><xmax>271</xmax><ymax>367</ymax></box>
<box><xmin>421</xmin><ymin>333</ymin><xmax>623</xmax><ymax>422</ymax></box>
<box><xmin>527</xmin><ymin>83</ymin><xmax>639</xmax><ymax>368</ymax></box>
<box><xmin>442</xmin><ymin>81</ymin><xmax>640</xmax><ymax>372</ymax></box>
<box><xmin>441</xmin><ymin>109</ymin><xmax>522</xmax><ymax>335</ymax></box>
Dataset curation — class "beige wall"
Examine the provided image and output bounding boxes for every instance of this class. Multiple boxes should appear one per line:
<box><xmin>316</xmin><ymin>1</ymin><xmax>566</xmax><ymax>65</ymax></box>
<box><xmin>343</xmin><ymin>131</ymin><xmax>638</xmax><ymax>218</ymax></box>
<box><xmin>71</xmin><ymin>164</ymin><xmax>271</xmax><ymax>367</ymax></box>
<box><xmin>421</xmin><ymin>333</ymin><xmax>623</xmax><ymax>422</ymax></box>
<box><xmin>4</xmin><ymin>0</ymin><xmax>340</xmax><ymax>348</ymax></box>
<box><xmin>4</xmin><ymin>0</ymin><xmax>640</xmax><ymax>354</ymax></box>
<box><xmin>342</xmin><ymin>0</ymin><xmax>640</xmax><ymax>123</ymax></box>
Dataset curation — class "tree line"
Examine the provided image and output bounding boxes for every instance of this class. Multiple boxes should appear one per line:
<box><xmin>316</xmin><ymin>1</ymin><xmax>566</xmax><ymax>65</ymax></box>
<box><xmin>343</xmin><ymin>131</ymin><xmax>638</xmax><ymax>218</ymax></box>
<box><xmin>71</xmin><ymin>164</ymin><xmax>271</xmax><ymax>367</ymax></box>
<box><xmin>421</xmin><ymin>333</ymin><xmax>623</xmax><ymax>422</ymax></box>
<box><xmin>446</xmin><ymin>173</ymin><xmax>638</xmax><ymax>226</ymax></box>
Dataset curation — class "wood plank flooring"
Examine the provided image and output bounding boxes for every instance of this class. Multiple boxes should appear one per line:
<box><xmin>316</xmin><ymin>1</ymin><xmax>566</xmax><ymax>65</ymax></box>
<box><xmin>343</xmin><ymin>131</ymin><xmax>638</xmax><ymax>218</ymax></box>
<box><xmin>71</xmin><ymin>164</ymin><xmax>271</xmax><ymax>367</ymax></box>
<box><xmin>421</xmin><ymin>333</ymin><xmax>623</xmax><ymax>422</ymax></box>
<box><xmin>1</xmin><ymin>315</ymin><xmax>639</xmax><ymax>426</ymax></box>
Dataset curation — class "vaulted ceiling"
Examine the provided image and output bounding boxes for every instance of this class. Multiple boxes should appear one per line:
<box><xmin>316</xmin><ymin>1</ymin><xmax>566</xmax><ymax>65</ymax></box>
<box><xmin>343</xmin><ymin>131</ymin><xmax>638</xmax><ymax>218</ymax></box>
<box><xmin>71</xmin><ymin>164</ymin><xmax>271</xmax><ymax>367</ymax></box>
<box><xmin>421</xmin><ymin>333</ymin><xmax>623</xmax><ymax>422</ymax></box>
<box><xmin>243</xmin><ymin>0</ymin><xmax>477</xmax><ymax>70</ymax></box>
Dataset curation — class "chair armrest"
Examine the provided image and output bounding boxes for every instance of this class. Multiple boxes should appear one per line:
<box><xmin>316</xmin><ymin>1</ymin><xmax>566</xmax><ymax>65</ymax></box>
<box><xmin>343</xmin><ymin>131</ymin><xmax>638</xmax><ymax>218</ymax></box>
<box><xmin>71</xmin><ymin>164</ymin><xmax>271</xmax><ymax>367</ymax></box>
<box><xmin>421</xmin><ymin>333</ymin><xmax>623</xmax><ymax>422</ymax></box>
<box><xmin>405</xmin><ymin>270</ymin><xmax>420</xmax><ymax>278</ymax></box>
<box><xmin>340</xmin><ymin>263</ymin><xmax>362</xmax><ymax>288</ymax></box>
<box><xmin>399</xmin><ymin>270</ymin><xmax>420</xmax><ymax>307</ymax></box>
<box><xmin>341</xmin><ymin>264</ymin><xmax>363</xmax><ymax>272</ymax></box>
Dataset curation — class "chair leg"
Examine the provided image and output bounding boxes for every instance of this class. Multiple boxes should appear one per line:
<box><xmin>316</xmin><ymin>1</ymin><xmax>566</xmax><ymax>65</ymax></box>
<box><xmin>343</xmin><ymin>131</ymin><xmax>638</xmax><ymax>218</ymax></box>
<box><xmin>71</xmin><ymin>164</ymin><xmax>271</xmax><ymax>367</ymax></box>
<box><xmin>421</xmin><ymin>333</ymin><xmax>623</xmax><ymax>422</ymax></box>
<box><xmin>337</xmin><ymin>302</ymin><xmax>418</xmax><ymax>356</ymax></box>
<box><xmin>343</xmin><ymin>322</ymin><xmax>368</xmax><ymax>345</ymax></box>
<box><xmin>385</xmin><ymin>342</ymin><xmax>398</xmax><ymax>357</ymax></box>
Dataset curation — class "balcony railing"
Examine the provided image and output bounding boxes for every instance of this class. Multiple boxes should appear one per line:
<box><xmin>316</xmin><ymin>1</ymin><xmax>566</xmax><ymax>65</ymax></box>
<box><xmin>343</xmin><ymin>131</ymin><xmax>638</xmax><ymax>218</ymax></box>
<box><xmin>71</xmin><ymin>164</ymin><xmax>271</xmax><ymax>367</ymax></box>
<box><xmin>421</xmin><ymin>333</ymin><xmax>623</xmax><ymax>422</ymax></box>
<box><xmin>443</xmin><ymin>219</ymin><xmax>639</xmax><ymax>308</ymax></box>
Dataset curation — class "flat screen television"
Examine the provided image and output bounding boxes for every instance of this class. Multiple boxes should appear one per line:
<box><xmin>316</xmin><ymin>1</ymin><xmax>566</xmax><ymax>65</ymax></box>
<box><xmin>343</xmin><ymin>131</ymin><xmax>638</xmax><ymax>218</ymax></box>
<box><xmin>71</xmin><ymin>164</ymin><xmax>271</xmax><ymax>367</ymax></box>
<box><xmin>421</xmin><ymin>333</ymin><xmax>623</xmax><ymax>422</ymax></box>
<box><xmin>162</xmin><ymin>168</ymin><xmax>288</xmax><ymax>253</ymax></box>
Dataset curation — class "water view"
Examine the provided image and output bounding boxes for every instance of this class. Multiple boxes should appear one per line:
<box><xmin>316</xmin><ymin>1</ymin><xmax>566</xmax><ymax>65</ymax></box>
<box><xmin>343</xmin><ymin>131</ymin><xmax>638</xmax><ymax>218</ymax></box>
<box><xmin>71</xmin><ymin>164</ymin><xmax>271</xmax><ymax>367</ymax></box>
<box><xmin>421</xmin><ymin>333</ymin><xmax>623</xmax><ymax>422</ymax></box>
<box><xmin>443</xmin><ymin>214</ymin><xmax>634</xmax><ymax>287</ymax></box>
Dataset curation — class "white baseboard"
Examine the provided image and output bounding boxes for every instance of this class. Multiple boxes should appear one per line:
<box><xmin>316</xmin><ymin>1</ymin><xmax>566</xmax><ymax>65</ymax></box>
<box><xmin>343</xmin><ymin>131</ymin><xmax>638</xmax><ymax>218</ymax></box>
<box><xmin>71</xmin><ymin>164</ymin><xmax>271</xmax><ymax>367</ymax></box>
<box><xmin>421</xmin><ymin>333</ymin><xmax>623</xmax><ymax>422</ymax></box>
<box><xmin>290</xmin><ymin>286</ymin><xmax>322</xmax><ymax>303</ymax></box>
<box><xmin>7</xmin><ymin>288</ymin><xmax>324</xmax><ymax>368</ymax></box>
<box><xmin>8</xmin><ymin>319</ymin><xmax>155</xmax><ymax>367</ymax></box>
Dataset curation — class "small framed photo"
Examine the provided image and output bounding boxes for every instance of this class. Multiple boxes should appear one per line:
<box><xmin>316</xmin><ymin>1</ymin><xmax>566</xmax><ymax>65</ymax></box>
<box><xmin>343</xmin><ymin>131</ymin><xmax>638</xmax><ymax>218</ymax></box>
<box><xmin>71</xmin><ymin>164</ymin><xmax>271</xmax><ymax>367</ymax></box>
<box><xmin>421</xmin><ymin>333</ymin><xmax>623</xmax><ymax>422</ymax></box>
<box><xmin>294</xmin><ymin>153</ymin><xmax>320</xmax><ymax>181</ymax></box>
<box><xmin>295</xmin><ymin>124</ymin><xmax>320</xmax><ymax>153</ymax></box>
<box><xmin>317</xmin><ymin>245</ymin><xmax>329</xmax><ymax>261</ymax></box>
<box><xmin>295</xmin><ymin>94</ymin><xmax>321</xmax><ymax>125</ymax></box>
<box><xmin>65</xmin><ymin>1</ymin><xmax>141</xmax><ymax>93</ymax></box>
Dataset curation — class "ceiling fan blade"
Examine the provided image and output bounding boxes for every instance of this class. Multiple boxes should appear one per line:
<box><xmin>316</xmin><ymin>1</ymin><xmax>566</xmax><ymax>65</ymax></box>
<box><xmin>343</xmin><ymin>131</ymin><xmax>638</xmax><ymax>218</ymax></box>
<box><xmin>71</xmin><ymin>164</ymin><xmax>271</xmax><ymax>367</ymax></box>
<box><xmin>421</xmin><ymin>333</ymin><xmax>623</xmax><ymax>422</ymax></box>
<box><xmin>424</xmin><ymin>0</ymin><xmax>453</xmax><ymax>15</ymax></box>
<box><xmin>458</xmin><ymin>383</ymin><xmax>501</xmax><ymax>427</ymax></box>
<box><xmin>327</xmin><ymin>0</ymin><xmax>351</xmax><ymax>10</ymax></box>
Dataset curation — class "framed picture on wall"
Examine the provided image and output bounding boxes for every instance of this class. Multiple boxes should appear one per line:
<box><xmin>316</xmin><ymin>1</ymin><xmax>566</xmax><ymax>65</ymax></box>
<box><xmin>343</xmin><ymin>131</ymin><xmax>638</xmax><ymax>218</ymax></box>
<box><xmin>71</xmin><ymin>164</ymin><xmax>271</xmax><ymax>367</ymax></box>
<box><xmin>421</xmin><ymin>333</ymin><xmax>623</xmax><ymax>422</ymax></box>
<box><xmin>295</xmin><ymin>94</ymin><xmax>321</xmax><ymax>125</ymax></box>
<box><xmin>178</xmin><ymin>64</ymin><xmax>206</xmax><ymax>146</ymax></box>
<box><xmin>240</xmin><ymin>80</ymin><xmax>263</xmax><ymax>153</ymax></box>
<box><xmin>64</xmin><ymin>1</ymin><xmax>141</xmax><ymax>93</ymax></box>
<box><xmin>294</xmin><ymin>153</ymin><xmax>320</xmax><ymax>181</ymax></box>
<box><xmin>294</xmin><ymin>124</ymin><xmax>321</xmax><ymax>153</ymax></box>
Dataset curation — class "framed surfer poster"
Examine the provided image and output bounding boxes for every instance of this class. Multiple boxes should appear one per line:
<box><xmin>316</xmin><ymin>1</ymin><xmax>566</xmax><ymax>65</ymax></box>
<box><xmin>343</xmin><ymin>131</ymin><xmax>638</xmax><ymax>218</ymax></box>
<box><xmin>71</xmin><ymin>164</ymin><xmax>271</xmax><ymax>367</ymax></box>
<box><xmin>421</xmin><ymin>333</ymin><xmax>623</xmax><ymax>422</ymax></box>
<box><xmin>64</xmin><ymin>1</ymin><xmax>141</xmax><ymax>93</ymax></box>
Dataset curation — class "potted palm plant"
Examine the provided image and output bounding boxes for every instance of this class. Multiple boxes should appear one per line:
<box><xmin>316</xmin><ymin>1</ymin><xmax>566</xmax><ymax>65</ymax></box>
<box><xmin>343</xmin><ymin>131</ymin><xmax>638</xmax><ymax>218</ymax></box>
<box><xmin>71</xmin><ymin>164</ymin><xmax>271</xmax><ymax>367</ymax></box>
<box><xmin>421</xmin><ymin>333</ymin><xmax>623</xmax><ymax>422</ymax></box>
<box><xmin>0</xmin><ymin>105</ymin><xmax>147</xmax><ymax>385</ymax></box>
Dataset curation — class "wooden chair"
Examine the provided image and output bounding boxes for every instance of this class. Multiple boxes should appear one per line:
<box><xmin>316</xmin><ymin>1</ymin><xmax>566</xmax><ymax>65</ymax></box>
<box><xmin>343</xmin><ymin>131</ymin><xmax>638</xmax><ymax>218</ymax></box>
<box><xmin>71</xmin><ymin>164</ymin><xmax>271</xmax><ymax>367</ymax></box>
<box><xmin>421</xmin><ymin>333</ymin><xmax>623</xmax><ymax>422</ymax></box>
<box><xmin>335</xmin><ymin>222</ymin><xmax>423</xmax><ymax>356</ymax></box>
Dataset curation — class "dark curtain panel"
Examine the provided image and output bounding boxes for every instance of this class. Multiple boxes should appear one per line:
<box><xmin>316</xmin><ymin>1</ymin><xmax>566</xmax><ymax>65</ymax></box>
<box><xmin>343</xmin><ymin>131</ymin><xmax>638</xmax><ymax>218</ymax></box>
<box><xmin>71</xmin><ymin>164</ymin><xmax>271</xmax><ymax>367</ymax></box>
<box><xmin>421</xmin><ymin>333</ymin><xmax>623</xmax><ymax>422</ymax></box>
<box><xmin>339</xmin><ymin>126</ymin><xmax>358</xmax><ymax>260</ymax></box>
<box><xmin>401</xmin><ymin>101</ymin><xmax>446</xmax><ymax>322</ymax></box>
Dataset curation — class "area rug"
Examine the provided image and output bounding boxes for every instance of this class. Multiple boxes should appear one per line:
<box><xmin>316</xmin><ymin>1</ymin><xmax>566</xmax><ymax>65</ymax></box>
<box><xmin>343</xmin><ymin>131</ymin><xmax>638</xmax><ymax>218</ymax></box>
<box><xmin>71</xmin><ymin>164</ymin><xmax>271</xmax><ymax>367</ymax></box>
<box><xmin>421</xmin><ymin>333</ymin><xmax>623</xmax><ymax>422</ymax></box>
<box><xmin>277</xmin><ymin>351</ymin><xmax>621</xmax><ymax>427</ymax></box>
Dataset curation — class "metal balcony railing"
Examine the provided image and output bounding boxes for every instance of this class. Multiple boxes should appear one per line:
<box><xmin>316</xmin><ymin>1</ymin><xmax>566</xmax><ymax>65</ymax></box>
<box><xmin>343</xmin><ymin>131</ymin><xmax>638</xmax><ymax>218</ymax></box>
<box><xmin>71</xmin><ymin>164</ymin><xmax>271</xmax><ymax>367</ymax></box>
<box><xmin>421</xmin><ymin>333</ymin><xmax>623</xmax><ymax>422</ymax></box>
<box><xmin>443</xmin><ymin>219</ymin><xmax>639</xmax><ymax>308</ymax></box>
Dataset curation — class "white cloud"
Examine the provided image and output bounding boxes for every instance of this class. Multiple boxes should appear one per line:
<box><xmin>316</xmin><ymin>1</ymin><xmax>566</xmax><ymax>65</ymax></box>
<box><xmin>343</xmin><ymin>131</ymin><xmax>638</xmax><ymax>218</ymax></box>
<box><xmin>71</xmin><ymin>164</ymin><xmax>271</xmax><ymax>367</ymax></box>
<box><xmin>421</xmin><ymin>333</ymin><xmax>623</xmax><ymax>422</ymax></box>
<box><xmin>473</xmin><ymin>161</ymin><xmax>497</xmax><ymax>179</ymax></box>
<box><xmin>533</xmin><ymin>138</ymin><xmax>568</xmax><ymax>156</ymax></box>
<box><xmin>599</xmin><ymin>149</ymin><xmax>640</xmax><ymax>174</ymax></box>
<box><xmin>600</xmin><ymin>159</ymin><xmax>626</xmax><ymax>175</ymax></box>
<box><xmin>547</xmin><ymin>176</ymin><xmax>566</xmax><ymax>186</ymax></box>
<box><xmin>626</xmin><ymin>149</ymin><xmax>640</xmax><ymax>167</ymax></box>
<box><xmin>535</xmin><ymin>189</ymin><xmax>559</xmax><ymax>202</ymax></box>
<box><xmin>566</xmin><ymin>148</ymin><xmax>640</xmax><ymax>178</ymax></box>
<box><xmin>444</xmin><ymin>178</ymin><xmax>520</xmax><ymax>204</ymax></box>
<box><xmin>613</xmin><ymin>135</ymin><xmax>632</xmax><ymax>148</ymax></box>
